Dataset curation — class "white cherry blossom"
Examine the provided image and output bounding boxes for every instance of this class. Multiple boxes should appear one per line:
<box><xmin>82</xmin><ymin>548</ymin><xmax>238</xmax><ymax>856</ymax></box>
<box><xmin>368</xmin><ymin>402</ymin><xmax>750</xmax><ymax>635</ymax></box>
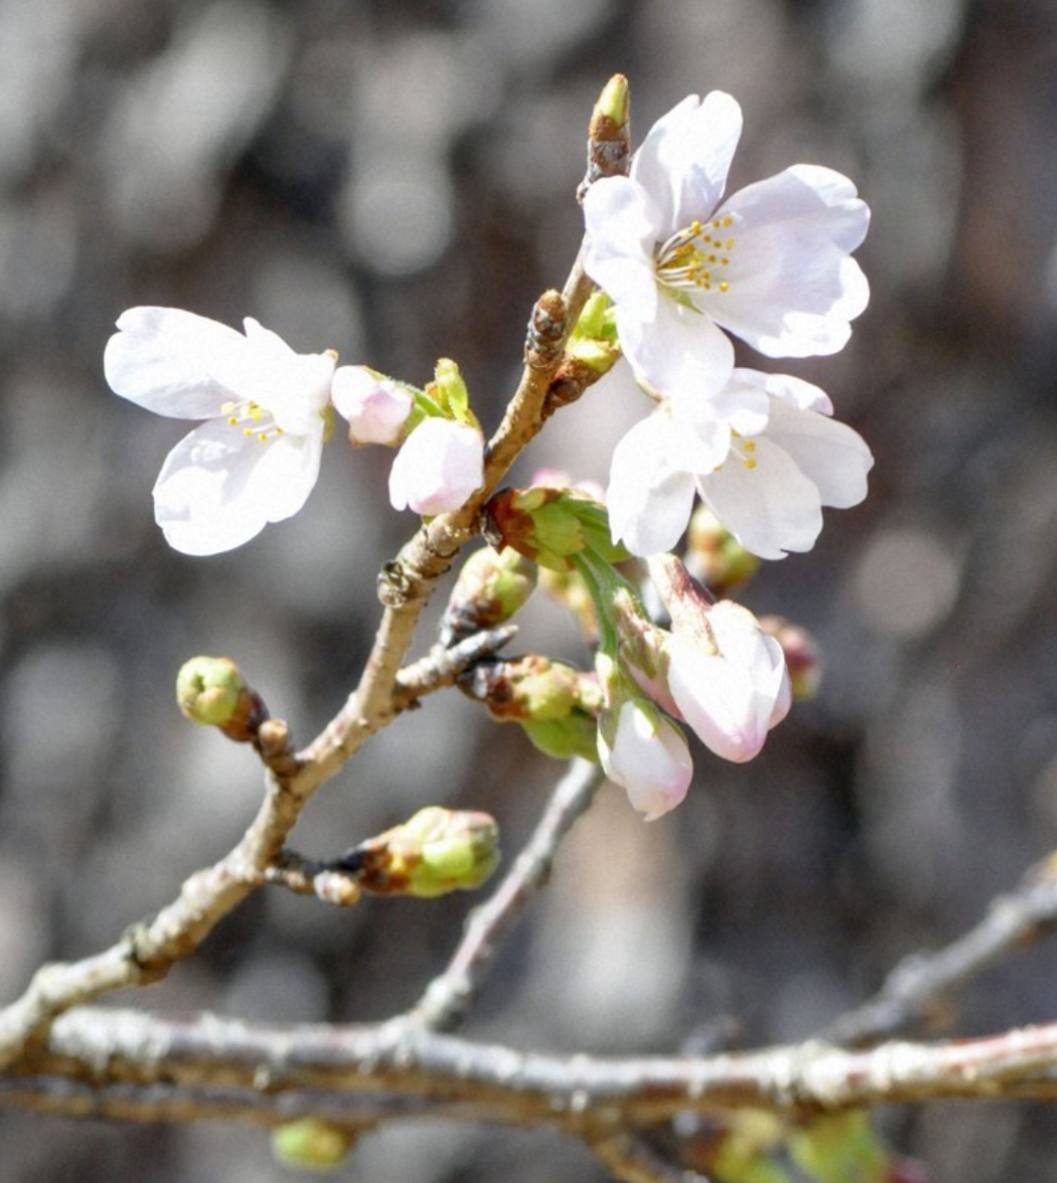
<box><xmin>105</xmin><ymin>307</ymin><xmax>336</xmax><ymax>555</ymax></box>
<box><xmin>388</xmin><ymin>417</ymin><xmax>485</xmax><ymax>516</ymax></box>
<box><xmin>607</xmin><ymin>368</ymin><xmax>873</xmax><ymax>560</ymax></box>
<box><xmin>666</xmin><ymin>601</ymin><xmax>791</xmax><ymax>764</ymax></box>
<box><xmin>582</xmin><ymin>92</ymin><xmax>870</xmax><ymax>402</ymax></box>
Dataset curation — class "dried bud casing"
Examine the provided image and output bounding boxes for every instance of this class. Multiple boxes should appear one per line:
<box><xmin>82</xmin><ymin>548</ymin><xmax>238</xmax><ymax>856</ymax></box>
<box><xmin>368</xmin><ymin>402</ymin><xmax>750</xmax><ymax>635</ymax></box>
<box><xmin>440</xmin><ymin>546</ymin><xmax>538</xmax><ymax>646</ymax></box>
<box><xmin>272</xmin><ymin>1118</ymin><xmax>355</xmax><ymax>1169</ymax></box>
<box><xmin>686</xmin><ymin>505</ymin><xmax>761</xmax><ymax>596</ymax></box>
<box><xmin>346</xmin><ymin>807</ymin><xmax>500</xmax><ymax>899</ymax></box>
<box><xmin>175</xmin><ymin>656</ymin><xmax>265</xmax><ymax>742</ymax></box>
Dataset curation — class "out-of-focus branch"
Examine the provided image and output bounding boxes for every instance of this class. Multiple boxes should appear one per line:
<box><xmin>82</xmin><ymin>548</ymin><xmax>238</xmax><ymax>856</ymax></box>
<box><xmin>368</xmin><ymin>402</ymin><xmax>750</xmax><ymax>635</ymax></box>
<box><xmin>10</xmin><ymin>1009</ymin><xmax>1057</xmax><ymax>1131</ymax></box>
<box><xmin>404</xmin><ymin>757</ymin><xmax>605</xmax><ymax>1031</ymax></box>
<box><xmin>824</xmin><ymin>858</ymin><xmax>1057</xmax><ymax>1047</ymax></box>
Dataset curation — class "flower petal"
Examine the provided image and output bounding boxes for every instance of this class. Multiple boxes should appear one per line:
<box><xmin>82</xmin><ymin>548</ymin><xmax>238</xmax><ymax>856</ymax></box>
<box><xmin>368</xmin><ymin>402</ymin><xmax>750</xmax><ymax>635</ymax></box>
<box><xmin>104</xmin><ymin>307</ymin><xmax>247</xmax><ymax>419</ymax></box>
<box><xmin>699</xmin><ymin>436</ymin><xmax>823</xmax><ymax>559</ymax></box>
<box><xmin>583</xmin><ymin>176</ymin><xmax>664</xmax><ymax>321</ymax></box>
<box><xmin>619</xmin><ymin>293</ymin><xmax>735</xmax><ymax>402</ymax></box>
<box><xmin>152</xmin><ymin>419</ymin><xmax>322</xmax><ymax>555</ymax></box>
<box><xmin>703</xmin><ymin>165</ymin><xmax>870</xmax><ymax>357</ymax></box>
<box><xmin>331</xmin><ymin>366</ymin><xmax>413</xmax><ymax>445</ymax></box>
<box><xmin>632</xmin><ymin>92</ymin><xmax>743</xmax><ymax>232</ymax></box>
<box><xmin>667</xmin><ymin>637</ymin><xmax>764</xmax><ymax>764</ymax></box>
<box><xmin>388</xmin><ymin>419</ymin><xmax>484</xmax><ymax>515</ymax></box>
<box><xmin>762</xmin><ymin>397</ymin><xmax>873</xmax><ymax>509</ymax></box>
<box><xmin>731</xmin><ymin>366</ymin><xmax>834</xmax><ymax>416</ymax></box>
<box><xmin>599</xmin><ymin>701</ymin><xmax>693</xmax><ymax>821</ymax></box>
<box><xmin>607</xmin><ymin>413</ymin><xmax>700</xmax><ymax>556</ymax></box>
<box><xmin>213</xmin><ymin>317</ymin><xmax>335</xmax><ymax>435</ymax></box>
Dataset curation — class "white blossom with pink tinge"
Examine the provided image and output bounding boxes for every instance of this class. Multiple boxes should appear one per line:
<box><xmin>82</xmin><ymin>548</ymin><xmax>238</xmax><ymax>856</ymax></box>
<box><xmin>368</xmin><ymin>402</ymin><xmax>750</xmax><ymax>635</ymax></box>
<box><xmin>667</xmin><ymin>601</ymin><xmax>791</xmax><ymax>764</ymax></box>
<box><xmin>597</xmin><ymin>697</ymin><xmax>694</xmax><ymax>822</ymax></box>
<box><xmin>331</xmin><ymin>365</ymin><xmax>414</xmax><ymax>446</ymax></box>
<box><xmin>388</xmin><ymin>417</ymin><xmax>485</xmax><ymax>516</ymax></box>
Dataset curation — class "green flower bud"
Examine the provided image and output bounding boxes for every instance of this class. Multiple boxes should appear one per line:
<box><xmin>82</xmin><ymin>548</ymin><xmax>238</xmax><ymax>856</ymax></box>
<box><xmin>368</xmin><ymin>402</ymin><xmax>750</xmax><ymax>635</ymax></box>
<box><xmin>686</xmin><ymin>505</ymin><xmax>761</xmax><ymax>596</ymax></box>
<box><xmin>458</xmin><ymin>654</ymin><xmax>583</xmax><ymax>721</ymax></box>
<box><xmin>539</xmin><ymin>566</ymin><xmax>598</xmax><ymax>640</ymax></box>
<box><xmin>440</xmin><ymin>546</ymin><xmax>538</xmax><ymax>646</ymax></box>
<box><xmin>175</xmin><ymin>656</ymin><xmax>264</xmax><ymax>742</ymax></box>
<box><xmin>348</xmin><ymin>807</ymin><xmax>500</xmax><ymax>899</ymax></box>
<box><xmin>578</xmin><ymin>74</ymin><xmax>631</xmax><ymax>201</ymax></box>
<box><xmin>485</xmin><ymin>486</ymin><xmax>626</xmax><ymax>572</ymax></box>
<box><xmin>271</xmin><ymin>1118</ymin><xmax>355</xmax><ymax>1171</ymax></box>
<box><xmin>522</xmin><ymin>712</ymin><xmax>600</xmax><ymax>762</ymax></box>
<box><xmin>424</xmin><ymin>356</ymin><xmax>478</xmax><ymax>428</ymax></box>
<box><xmin>594</xmin><ymin>73</ymin><xmax>630</xmax><ymax>129</ymax></box>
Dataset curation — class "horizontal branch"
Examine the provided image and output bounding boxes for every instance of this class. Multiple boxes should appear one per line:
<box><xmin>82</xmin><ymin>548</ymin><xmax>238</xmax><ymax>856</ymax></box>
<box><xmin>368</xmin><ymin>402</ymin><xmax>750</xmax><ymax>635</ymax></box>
<box><xmin>825</xmin><ymin>860</ymin><xmax>1057</xmax><ymax>1046</ymax></box>
<box><xmin>10</xmin><ymin>1007</ymin><xmax>1057</xmax><ymax>1134</ymax></box>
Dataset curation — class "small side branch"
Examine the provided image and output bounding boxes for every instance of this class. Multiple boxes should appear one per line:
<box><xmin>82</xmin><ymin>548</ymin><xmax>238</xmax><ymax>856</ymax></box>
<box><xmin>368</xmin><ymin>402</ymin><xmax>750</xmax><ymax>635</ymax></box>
<box><xmin>404</xmin><ymin>758</ymin><xmax>605</xmax><ymax>1031</ymax></box>
<box><xmin>825</xmin><ymin>860</ymin><xmax>1057</xmax><ymax>1046</ymax></box>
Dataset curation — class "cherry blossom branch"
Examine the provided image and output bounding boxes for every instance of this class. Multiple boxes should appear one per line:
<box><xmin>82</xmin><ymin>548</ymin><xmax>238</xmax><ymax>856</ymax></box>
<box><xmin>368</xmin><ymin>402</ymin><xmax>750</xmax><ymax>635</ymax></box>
<box><xmin>0</xmin><ymin>78</ymin><xmax>611</xmax><ymax>1089</ymax></box>
<box><xmin>0</xmin><ymin>626</ymin><xmax>515</xmax><ymax>1069</ymax></box>
<box><xmin>9</xmin><ymin>1007</ymin><xmax>1057</xmax><ymax>1132</ymax></box>
<box><xmin>403</xmin><ymin>757</ymin><xmax>605</xmax><ymax>1031</ymax></box>
<box><xmin>824</xmin><ymin>858</ymin><xmax>1057</xmax><ymax>1047</ymax></box>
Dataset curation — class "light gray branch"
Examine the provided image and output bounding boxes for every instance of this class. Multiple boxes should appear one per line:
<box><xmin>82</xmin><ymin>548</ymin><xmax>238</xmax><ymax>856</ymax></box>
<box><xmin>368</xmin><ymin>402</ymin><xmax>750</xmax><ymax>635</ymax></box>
<box><xmin>825</xmin><ymin>861</ymin><xmax>1057</xmax><ymax>1046</ymax></box>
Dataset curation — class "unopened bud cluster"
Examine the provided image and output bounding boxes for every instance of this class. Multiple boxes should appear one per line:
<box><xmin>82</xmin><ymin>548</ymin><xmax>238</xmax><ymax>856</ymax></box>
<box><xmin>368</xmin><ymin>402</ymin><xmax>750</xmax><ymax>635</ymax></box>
<box><xmin>440</xmin><ymin>546</ymin><xmax>538</xmax><ymax>646</ymax></box>
<box><xmin>340</xmin><ymin>806</ymin><xmax>500</xmax><ymax>899</ymax></box>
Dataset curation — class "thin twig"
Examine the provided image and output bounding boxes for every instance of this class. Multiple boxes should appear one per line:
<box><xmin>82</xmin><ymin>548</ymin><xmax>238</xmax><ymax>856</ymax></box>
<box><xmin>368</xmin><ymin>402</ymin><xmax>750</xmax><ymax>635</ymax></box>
<box><xmin>824</xmin><ymin>859</ymin><xmax>1057</xmax><ymax>1047</ymax></box>
<box><xmin>404</xmin><ymin>757</ymin><xmax>605</xmax><ymax>1031</ymax></box>
<box><xmin>261</xmin><ymin>853</ymin><xmax>362</xmax><ymax>907</ymax></box>
<box><xmin>392</xmin><ymin>625</ymin><xmax>518</xmax><ymax>710</ymax></box>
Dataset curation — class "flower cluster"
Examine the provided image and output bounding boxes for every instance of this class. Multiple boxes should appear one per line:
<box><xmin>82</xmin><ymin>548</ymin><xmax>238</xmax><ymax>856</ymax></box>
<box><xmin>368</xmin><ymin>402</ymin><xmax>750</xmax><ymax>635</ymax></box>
<box><xmin>105</xmin><ymin>80</ymin><xmax>873</xmax><ymax>825</ymax></box>
<box><xmin>105</xmin><ymin>309</ymin><xmax>485</xmax><ymax>554</ymax></box>
<box><xmin>589</xmin><ymin>553</ymin><xmax>790</xmax><ymax>820</ymax></box>
<box><xmin>582</xmin><ymin>92</ymin><xmax>873</xmax><ymax>560</ymax></box>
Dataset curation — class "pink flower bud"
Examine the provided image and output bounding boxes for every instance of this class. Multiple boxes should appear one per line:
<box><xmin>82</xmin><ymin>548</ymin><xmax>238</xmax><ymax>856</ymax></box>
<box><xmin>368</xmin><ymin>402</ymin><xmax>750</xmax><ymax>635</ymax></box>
<box><xmin>598</xmin><ymin>698</ymin><xmax>693</xmax><ymax>821</ymax></box>
<box><xmin>331</xmin><ymin>365</ymin><xmax>413</xmax><ymax>445</ymax></box>
<box><xmin>388</xmin><ymin>418</ymin><xmax>485</xmax><ymax>515</ymax></box>
<box><xmin>667</xmin><ymin>601</ymin><xmax>790</xmax><ymax>764</ymax></box>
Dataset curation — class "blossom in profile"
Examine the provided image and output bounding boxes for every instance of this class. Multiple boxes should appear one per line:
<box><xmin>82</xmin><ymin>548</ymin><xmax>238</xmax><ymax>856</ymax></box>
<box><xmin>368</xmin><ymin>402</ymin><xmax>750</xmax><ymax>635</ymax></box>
<box><xmin>105</xmin><ymin>307</ymin><xmax>336</xmax><ymax>555</ymax></box>
<box><xmin>597</xmin><ymin>695</ymin><xmax>693</xmax><ymax>822</ymax></box>
<box><xmin>388</xmin><ymin>417</ymin><xmax>485</xmax><ymax>516</ymax></box>
<box><xmin>607</xmin><ymin>368</ymin><xmax>873</xmax><ymax>559</ymax></box>
<box><xmin>666</xmin><ymin>600</ymin><xmax>791</xmax><ymax>764</ymax></box>
<box><xmin>582</xmin><ymin>92</ymin><xmax>870</xmax><ymax>402</ymax></box>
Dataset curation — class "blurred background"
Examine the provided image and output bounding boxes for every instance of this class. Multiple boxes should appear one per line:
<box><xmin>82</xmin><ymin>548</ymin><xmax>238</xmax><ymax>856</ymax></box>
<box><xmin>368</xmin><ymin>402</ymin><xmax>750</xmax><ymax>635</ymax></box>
<box><xmin>2</xmin><ymin>0</ymin><xmax>1057</xmax><ymax>1178</ymax></box>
